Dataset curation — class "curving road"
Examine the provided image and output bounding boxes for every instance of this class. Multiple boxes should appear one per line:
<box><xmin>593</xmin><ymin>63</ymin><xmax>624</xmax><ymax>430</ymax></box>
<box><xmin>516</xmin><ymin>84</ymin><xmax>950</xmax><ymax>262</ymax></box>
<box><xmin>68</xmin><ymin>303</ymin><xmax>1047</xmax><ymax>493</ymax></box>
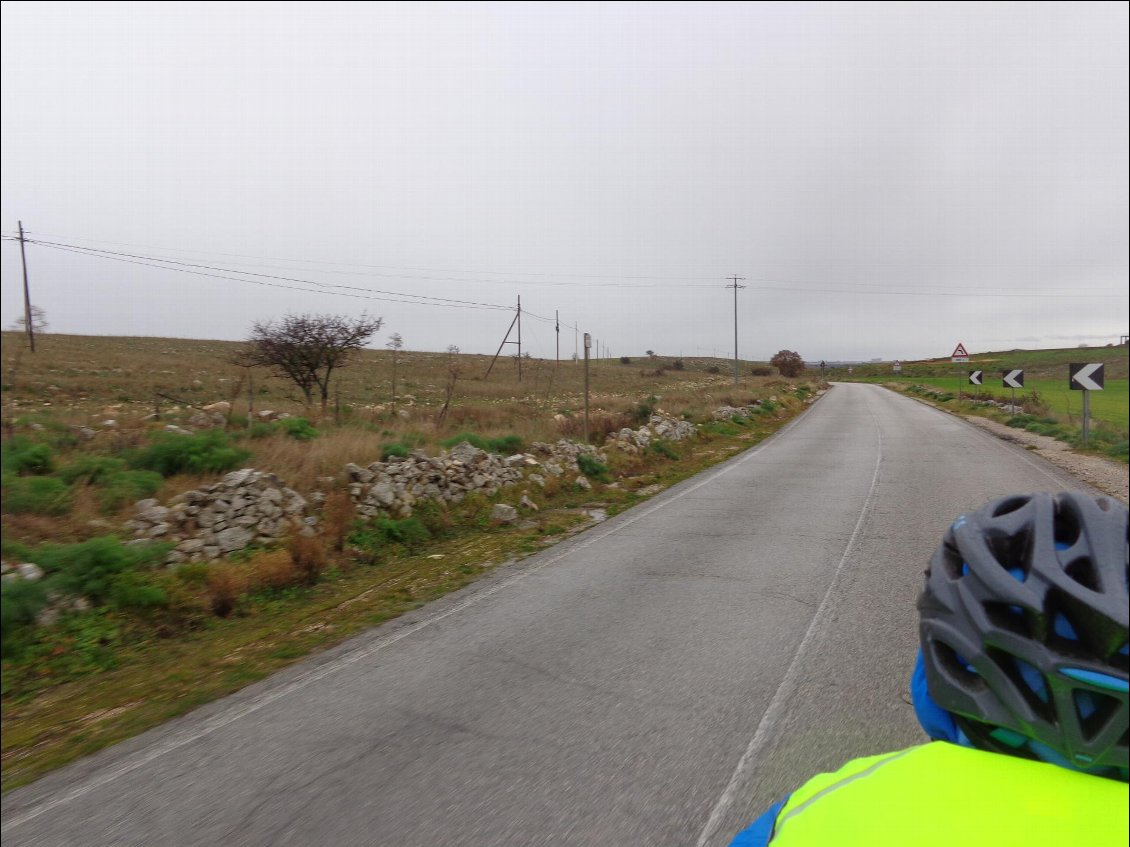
<box><xmin>1</xmin><ymin>383</ymin><xmax>1091</xmax><ymax>846</ymax></box>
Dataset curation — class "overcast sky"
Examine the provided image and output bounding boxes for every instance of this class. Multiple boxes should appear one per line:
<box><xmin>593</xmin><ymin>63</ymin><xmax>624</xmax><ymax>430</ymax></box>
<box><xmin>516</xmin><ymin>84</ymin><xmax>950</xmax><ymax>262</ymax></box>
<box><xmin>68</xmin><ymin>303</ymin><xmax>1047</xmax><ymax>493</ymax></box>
<box><xmin>2</xmin><ymin>1</ymin><xmax>1127</xmax><ymax>362</ymax></box>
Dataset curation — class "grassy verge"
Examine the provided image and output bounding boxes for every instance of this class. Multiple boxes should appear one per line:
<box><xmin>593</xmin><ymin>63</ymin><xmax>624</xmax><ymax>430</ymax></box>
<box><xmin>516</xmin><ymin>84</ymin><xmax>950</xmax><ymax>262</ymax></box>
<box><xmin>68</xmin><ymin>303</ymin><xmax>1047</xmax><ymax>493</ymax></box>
<box><xmin>877</xmin><ymin>381</ymin><xmax>1128</xmax><ymax>463</ymax></box>
<box><xmin>0</xmin><ymin>400</ymin><xmax>803</xmax><ymax>792</ymax></box>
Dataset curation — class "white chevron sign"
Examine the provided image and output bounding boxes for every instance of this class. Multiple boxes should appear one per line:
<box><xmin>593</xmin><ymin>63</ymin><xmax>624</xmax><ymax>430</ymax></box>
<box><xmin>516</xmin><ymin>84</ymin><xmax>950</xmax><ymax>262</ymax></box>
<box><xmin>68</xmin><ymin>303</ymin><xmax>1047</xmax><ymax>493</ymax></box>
<box><xmin>968</xmin><ymin>370</ymin><xmax>983</xmax><ymax>385</ymax></box>
<box><xmin>1069</xmin><ymin>363</ymin><xmax>1105</xmax><ymax>391</ymax></box>
<box><xmin>1002</xmin><ymin>369</ymin><xmax>1024</xmax><ymax>389</ymax></box>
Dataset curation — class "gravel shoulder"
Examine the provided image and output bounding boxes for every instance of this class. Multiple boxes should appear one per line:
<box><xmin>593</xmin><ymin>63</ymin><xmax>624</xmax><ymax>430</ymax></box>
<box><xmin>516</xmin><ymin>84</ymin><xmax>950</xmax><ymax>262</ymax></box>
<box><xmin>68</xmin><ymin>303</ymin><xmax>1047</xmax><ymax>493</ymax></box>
<box><xmin>892</xmin><ymin>390</ymin><xmax>1128</xmax><ymax>504</ymax></box>
<box><xmin>958</xmin><ymin>415</ymin><xmax>1128</xmax><ymax>503</ymax></box>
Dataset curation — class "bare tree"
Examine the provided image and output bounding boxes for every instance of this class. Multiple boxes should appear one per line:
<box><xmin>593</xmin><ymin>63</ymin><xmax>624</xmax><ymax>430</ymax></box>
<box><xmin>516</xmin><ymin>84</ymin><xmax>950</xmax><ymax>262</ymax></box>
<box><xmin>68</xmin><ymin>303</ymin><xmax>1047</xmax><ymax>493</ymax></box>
<box><xmin>239</xmin><ymin>313</ymin><xmax>382</xmax><ymax>412</ymax></box>
<box><xmin>9</xmin><ymin>305</ymin><xmax>48</xmax><ymax>336</ymax></box>
<box><xmin>386</xmin><ymin>332</ymin><xmax>404</xmax><ymax>405</ymax></box>
<box><xmin>435</xmin><ymin>345</ymin><xmax>462</xmax><ymax>427</ymax></box>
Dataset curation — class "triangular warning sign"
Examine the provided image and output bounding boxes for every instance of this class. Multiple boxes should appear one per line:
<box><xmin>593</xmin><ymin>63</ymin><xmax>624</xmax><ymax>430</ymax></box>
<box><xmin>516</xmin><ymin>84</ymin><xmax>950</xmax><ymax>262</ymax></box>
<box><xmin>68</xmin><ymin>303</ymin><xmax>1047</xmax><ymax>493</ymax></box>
<box><xmin>951</xmin><ymin>342</ymin><xmax>969</xmax><ymax>358</ymax></box>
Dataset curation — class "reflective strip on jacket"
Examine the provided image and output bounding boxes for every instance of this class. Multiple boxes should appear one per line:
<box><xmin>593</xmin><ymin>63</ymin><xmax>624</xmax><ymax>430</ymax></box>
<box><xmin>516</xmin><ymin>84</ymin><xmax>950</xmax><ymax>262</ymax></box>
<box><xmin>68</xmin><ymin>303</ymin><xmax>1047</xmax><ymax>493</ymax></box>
<box><xmin>730</xmin><ymin>742</ymin><xmax>1128</xmax><ymax>846</ymax></box>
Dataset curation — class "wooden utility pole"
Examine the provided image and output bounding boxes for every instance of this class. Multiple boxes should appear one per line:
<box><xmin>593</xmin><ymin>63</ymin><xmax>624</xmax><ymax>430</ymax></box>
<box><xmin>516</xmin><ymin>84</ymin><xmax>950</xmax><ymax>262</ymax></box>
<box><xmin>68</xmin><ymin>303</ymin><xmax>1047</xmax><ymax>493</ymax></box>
<box><xmin>516</xmin><ymin>295</ymin><xmax>522</xmax><ymax>381</ymax></box>
<box><xmin>17</xmin><ymin>221</ymin><xmax>35</xmax><ymax>352</ymax></box>
<box><xmin>728</xmin><ymin>275</ymin><xmax>746</xmax><ymax>386</ymax></box>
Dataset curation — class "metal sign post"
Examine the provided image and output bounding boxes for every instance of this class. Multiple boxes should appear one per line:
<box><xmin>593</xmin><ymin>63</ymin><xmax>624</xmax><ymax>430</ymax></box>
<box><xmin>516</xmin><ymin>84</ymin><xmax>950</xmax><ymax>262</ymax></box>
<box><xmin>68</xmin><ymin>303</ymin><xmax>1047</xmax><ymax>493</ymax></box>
<box><xmin>583</xmin><ymin>333</ymin><xmax>592</xmax><ymax>444</ymax></box>
<box><xmin>968</xmin><ymin>370</ymin><xmax>983</xmax><ymax>400</ymax></box>
<box><xmin>1069</xmin><ymin>363</ymin><xmax>1105</xmax><ymax>445</ymax></box>
<box><xmin>1002</xmin><ymin>369</ymin><xmax>1024</xmax><ymax>411</ymax></box>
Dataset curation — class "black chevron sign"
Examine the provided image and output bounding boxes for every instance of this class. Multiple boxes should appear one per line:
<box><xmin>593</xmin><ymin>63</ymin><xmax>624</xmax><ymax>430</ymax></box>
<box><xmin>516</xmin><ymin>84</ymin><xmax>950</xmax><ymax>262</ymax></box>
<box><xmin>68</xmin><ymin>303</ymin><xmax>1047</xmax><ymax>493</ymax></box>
<box><xmin>968</xmin><ymin>370</ymin><xmax>983</xmax><ymax>385</ymax></box>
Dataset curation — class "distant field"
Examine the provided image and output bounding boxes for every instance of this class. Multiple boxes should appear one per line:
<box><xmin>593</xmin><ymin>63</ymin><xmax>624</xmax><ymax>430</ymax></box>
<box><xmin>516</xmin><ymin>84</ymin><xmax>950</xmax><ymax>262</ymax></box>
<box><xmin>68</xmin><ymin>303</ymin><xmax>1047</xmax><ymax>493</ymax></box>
<box><xmin>855</xmin><ymin>375</ymin><xmax>1128</xmax><ymax>430</ymax></box>
<box><xmin>836</xmin><ymin>344</ymin><xmax>1129</xmax><ymax>381</ymax></box>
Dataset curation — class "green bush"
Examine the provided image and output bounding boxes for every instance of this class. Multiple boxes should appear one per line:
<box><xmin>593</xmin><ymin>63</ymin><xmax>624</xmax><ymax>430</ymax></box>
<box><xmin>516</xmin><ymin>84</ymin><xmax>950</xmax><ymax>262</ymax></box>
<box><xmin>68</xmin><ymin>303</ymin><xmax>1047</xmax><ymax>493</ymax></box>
<box><xmin>376</xmin><ymin>517</ymin><xmax>431</xmax><ymax>548</ymax></box>
<box><xmin>347</xmin><ymin>516</ymin><xmax>432</xmax><ymax>558</ymax></box>
<box><xmin>441</xmin><ymin>432</ymin><xmax>489</xmax><ymax>451</ymax></box>
<box><xmin>279</xmin><ymin>417</ymin><xmax>319</xmax><ymax>441</ymax></box>
<box><xmin>704</xmin><ymin>421</ymin><xmax>741</xmax><ymax>437</ymax></box>
<box><xmin>487</xmin><ymin>434</ymin><xmax>524</xmax><ymax>454</ymax></box>
<box><xmin>632</xmin><ymin>396</ymin><xmax>658</xmax><ymax>425</ymax></box>
<box><xmin>649</xmin><ymin>440</ymin><xmax>679</xmax><ymax>460</ymax></box>
<box><xmin>1</xmin><ymin>579</ymin><xmax>49</xmax><ymax>657</ymax></box>
<box><xmin>577</xmin><ymin>453</ymin><xmax>611</xmax><ymax>482</ymax></box>
<box><xmin>32</xmin><ymin>536</ymin><xmax>170</xmax><ymax>608</ymax></box>
<box><xmin>440</xmin><ymin>432</ymin><xmax>524</xmax><ymax>454</ymax></box>
<box><xmin>1</xmin><ymin>475</ymin><xmax>72</xmax><ymax>515</ymax></box>
<box><xmin>1</xmin><ymin>438</ymin><xmax>55</xmax><ymax>475</ymax></box>
<box><xmin>381</xmin><ymin>442</ymin><xmax>411</xmax><ymax>460</ymax></box>
<box><xmin>97</xmin><ymin>470</ymin><xmax>164</xmax><ymax>513</ymax></box>
<box><xmin>59</xmin><ymin>455</ymin><xmax>127</xmax><ymax>485</ymax></box>
<box><xmin>247</xmin><ymin>422</ymin><xmax>280</xmax><ymax>439</ymax></box>
<box><xmin>128</xmin><ymin>430</ymin><xmax>250</xmax><ymax>477</ymax></box>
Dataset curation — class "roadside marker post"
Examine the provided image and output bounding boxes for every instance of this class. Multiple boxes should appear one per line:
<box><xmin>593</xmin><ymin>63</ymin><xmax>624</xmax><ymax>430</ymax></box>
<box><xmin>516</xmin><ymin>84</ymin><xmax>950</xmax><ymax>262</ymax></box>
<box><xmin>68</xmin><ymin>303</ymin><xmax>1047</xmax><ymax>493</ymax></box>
<box><xmin>1069</xmin><ymin>363</ymin><xmax>1105</xmax><ymax>445</ymax></box>
<box><xmin>968</xmin><ymin>369</ymin><xmax>983</xmax><ymax>400</ymax></box>
<box><xmin>583</xmin><ymin>333</ymin><xmax>592</xmax><ymax>444</ymax></box>
<box><xmin>1002</xmin><ymin>369</ymin><xmax>1024</xmax><ymax>411</ymax></box>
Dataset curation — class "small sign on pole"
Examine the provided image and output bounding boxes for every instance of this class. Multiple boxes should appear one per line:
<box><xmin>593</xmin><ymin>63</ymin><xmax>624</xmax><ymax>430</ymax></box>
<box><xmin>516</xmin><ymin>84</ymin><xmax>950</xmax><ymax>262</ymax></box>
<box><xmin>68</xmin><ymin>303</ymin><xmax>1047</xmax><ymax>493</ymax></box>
<box><xmin>951</xmin><ymin>342</ymin><xmax>969</xmax><ymax>363</ymax></box>
<box><xmin>1069</xmin><ymin>363</ymin><xmax>1105</xmax><ymax>444</ymax></box>
<box><xmin>893</xmin><ymin>360</ymin><xmax>902</xmax><ymax>373</ymax></box>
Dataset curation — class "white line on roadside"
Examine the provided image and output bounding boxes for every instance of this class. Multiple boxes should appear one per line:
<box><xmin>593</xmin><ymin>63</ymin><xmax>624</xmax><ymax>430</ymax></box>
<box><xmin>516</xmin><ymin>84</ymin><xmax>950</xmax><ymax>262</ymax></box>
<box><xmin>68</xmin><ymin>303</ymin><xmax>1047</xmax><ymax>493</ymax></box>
<box><xmin>694</xmin><ymin>396</ymin><xmax>884</xmax><ymax>847</ymax></box>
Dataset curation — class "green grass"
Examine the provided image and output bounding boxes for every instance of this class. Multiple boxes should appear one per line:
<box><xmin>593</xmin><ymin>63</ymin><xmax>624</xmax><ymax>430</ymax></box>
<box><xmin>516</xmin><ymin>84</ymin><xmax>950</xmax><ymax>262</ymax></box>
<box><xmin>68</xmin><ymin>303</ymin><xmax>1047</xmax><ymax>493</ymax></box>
<box><xmin>862</xmin><ymin>376</ymin><xmax>1127</xmax><ymax>429</ymax></box>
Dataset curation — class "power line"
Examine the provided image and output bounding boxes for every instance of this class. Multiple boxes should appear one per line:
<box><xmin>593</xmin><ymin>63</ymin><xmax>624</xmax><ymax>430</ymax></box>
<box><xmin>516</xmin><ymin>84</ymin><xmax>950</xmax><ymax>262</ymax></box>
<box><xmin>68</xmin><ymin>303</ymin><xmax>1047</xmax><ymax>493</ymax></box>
<box><xmin>4</xmin><ymin>238</ymin><xmax>511</xmax><ymax>312</ymax></box>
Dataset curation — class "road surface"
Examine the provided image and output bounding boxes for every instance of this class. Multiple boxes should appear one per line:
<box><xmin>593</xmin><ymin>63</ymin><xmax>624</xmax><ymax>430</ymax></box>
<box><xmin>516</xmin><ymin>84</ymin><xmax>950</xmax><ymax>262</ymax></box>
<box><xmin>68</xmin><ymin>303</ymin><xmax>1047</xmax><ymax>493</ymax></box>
<box><xmin>1</xmin><ymin>383</ymin><xmax>1090</xmax><ymax>846</ymax></box>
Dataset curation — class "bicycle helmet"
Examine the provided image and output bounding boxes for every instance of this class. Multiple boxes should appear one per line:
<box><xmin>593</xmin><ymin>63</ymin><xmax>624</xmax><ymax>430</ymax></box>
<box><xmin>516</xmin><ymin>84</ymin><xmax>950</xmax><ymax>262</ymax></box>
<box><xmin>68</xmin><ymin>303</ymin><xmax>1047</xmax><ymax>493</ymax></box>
<box><xmin>918</xmin><ymin>491</ymin><xmax>1129</xmax><ymax>776</ymax></box>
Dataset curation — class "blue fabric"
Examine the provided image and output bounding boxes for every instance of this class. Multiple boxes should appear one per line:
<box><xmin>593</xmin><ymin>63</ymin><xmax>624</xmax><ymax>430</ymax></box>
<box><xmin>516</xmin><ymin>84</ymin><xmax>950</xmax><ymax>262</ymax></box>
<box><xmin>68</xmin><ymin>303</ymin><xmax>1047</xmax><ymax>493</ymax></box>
<box><xmin>729</xmin><ymin>797</ymin><xmax>789</xmax><ymax>847</ymax></box>
<box><xmin>911</xmin><ymin>650</ymin><xmax>961</xmax><ymax>743</ymax></box>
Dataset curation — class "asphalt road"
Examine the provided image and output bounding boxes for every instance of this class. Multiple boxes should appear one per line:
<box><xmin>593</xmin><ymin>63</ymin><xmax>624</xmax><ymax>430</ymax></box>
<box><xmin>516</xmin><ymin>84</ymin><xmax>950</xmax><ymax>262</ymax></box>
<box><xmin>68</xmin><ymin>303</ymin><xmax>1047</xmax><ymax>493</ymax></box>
<box><xmin>1</xmin><ymin>383</ymin><xmax>1090</xmax><ymax>846</ymax></box>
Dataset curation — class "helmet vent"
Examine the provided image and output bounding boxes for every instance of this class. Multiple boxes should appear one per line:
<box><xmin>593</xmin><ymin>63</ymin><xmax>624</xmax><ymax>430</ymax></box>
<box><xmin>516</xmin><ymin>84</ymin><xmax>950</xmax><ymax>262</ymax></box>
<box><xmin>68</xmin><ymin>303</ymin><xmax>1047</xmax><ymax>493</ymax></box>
<box><xmin>992</xmin><ymin>496</ymin><xmax>1030</xmax><ymax>517</ymax></box>
<box><xmin>935</xmin><ymin>641</ymin><xmax>985</xmax><ymax>690</ymax></box>
<box><xmin>1053</xmin><ymin>505</ymin><xmax>1082</xmax><ymax>548</ymax></box>
<box><xmin>989</xmin><ymin>648</ymin><xmax>1055</xmax><ymax>721</ymax></box>
<box><xmin>1074</xmin><ymin>689</ymin><xmax>1120</xmax><ymax>741</ymax></box>
<box><xmin>986</xmin><ymin>529</ymin><xmax>1031</xmax><ymax>577</ymax></box>
<box><xmin>941</xmin><ymin>543</ymin><xmax>965</xmax><ymax>580</ymax></box>
<box><xmin>1064</xmin><ymin>557</ymin><xmax>1100</xmax><ymax>592</ymax></box>
<box><xmin>984</xmin><ymin>602</ymin><xmax>1032</xmax><ymax>638</ymax></box>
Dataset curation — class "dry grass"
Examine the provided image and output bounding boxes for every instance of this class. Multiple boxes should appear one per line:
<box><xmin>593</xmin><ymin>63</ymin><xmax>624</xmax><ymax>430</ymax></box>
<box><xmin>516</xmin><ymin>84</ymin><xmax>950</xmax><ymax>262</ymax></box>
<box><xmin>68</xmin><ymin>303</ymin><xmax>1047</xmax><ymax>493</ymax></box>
<box><xmin>2</xmin><ymin>331</ymin><xmax>817</xmax><ymax>549</ymax></box>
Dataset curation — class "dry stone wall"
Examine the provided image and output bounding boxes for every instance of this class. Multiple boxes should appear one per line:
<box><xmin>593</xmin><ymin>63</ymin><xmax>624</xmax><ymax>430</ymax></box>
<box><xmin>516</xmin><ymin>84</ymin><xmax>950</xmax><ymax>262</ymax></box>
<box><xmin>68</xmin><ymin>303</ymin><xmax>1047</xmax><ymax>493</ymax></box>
<box><xmin>125</xmin><ymin>468</ymin><xmax>311</xmax><ymax>565</ymax></box>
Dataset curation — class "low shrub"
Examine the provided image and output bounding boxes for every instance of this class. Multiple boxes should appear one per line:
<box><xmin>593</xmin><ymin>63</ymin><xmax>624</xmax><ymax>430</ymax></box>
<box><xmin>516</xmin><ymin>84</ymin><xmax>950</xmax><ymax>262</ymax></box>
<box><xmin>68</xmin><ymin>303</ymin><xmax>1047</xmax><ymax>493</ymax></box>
<box><xmin>440</xmin><ymin>432</ymin><xmax>524</xmax><ymax>454</ymax></box>
<box><xmin>376</xmin><ymin>517</ymin><xmax>431</xmax><ymax>549</ymax></box>
<box><xmin>288</xmin><ymin>533</ymin><xmax>328</xmax><ymax>584</ymax></box>
<box><xmin>128</xmin><ymin>430</ymin><xmax>250</xmax><ymax>477</ymax></box>
<box><xmin>576</xmin><ymin>453</ymin><xmax>611</xmax><ymax>482</ymax></box>
<box><xmin>207</xmin><ymin>563</ymin><xmax>249</xmax><ymax>617</ymax></box>
<box><xmin>97</xmin><ymin>470</ymin><xmax>164</xmax><ymax>513</ymax></box>
<box><xmin>279</xmin><ymin>417</ymin><xmax>319</xmax><ymax>441</ymax></box>
<box><xmin>58</xmin><ymin>455</ymin><xmax>127</xmax><ymax>485</ymax></box>
<box><xmin>632</xmin><ymin>396</ymin><xmax>658</xmax><ymax>425</ymax></box>
<box><xmin>33</xmin><ymin>536</ymin><xmax>171</xmax><ymax>608</ymax></box>
<box><xmin>750</xmin><ymin>366</ymin><xmax>773</xmax><ymax>377</ymax></box>
<box><xmin>2</xmin><ymin>475</ymin><xmax>72</xmax><ymax>515</ymax></box>
<box><xmin>620</xmin><ymin>356</ymin><xmax>631</xmax><ymax>364</ymax></box>
<box><xmin>649</xmin><ymin>440</ymin><xmax>680</xmax><ymax>460</ymax></box>
<box><xmin>707</xmin><ymin>366</ymin><xmax>720</xmax><ymax>374</ymax></box>
<box><xmin>1</xmin><ymin>438</ymin><xmax>55</xmax><ymax>475</ymax></box>
<box><xmin>381</xmin><ymin>442</ymin><xmax>411</xmax><ymax>460</ymax></box>
<box><xmin>671</xmin><ymin>359</ymin><xmax>685</xmax><ymax>371</ymax></box>
<box><xmin>321</xmin><ymin>491</ymin><xmax>356</xmax><ymax>551</ymax></box>
<box><xmin>1</xmin><ymin>579</ymin><xmax>50</xmax><ymax>657</ymax></box>
<box><xmin>251</xmin><ymin>549</ymin><xmax>300</xmax><ymax>590</ymax></box>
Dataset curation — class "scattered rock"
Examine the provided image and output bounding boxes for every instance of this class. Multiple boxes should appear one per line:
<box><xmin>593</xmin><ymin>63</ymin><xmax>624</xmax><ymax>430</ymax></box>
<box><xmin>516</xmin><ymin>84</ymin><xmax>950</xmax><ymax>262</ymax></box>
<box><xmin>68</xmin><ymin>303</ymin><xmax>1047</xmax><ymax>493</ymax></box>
<box><xmin>491</xmin><ymin>504</ymin><xmax>519</xmax><ymax>524</ymax></box>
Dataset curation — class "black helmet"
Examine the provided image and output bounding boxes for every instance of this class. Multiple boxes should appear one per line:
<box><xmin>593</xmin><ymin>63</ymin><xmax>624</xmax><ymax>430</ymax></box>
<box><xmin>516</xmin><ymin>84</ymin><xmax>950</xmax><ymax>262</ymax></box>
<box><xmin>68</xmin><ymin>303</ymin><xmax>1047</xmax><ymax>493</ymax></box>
<box><xmin>918</xmin><ymin>492</ymin><xmax>1129</xmax><ymax>774</ymax></box>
